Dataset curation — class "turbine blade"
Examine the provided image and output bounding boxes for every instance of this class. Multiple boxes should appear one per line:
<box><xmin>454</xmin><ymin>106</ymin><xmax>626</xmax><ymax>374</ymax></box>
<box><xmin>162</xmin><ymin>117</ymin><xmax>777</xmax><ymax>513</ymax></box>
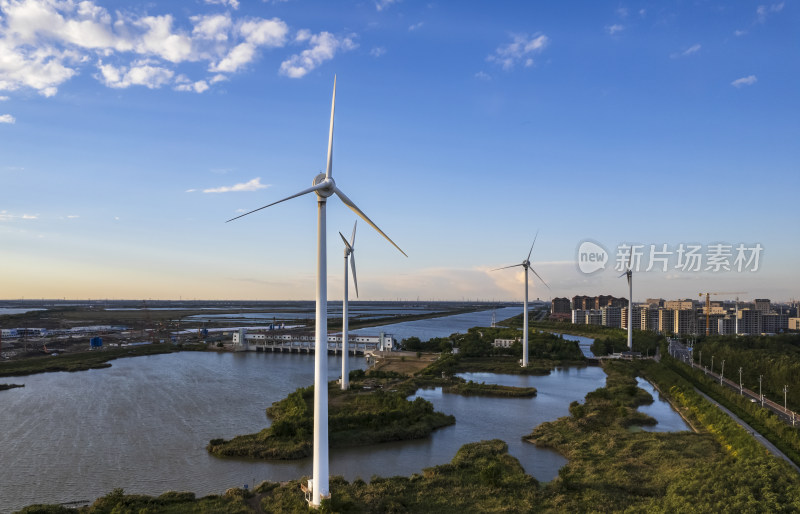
<box><xmin>339</xmin><ymin>231</ymin><xmax>352</xmax><ymax>252</ymax></box>
<box><xmin>226</xmin><ymin>182</ymin><xmax>327</xmax><ymax>222</ymax></box>
<box><xmin>531</xmin><ymin>268</ymin><xmax>551</xmax><ymax>290</ymax></box>
<box><xmin>350</xmin><ymin>252</ymin><xmax>359</xmax><ymax>298</ymax></box>
<box><xmin>618</xmin><ymin>271</ymin><xmax>627</xmax><ymax>278</ymax></box>
<box><xmin>527</xmin><ymin>230</ymin><xmax>540</xmax><ymax>261</ymax></box>
<box><xmin>350</xmin><ymin>219</ymin><xmax>357</xmax><ymax>248</ymax></box>
<box><xmin>334</xmin><ymin>186</ymin><xmax>407</xmax><ymax>257</ymax></box>
<box><xmin>326</xmin><ymin>76</ymin><xmax>336</xmax><ymax>179</ymax></box>
<box><xmin>491</xmin><ymin>263</ymin><xmax>524</xmax><ymax>272</ymax></box>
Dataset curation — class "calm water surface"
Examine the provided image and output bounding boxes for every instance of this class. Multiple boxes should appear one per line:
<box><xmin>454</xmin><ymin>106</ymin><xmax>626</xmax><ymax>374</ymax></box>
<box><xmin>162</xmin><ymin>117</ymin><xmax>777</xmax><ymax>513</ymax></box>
<box><xmin>0</xmin><ymin>350</ymin><xmax>602</xmax><ymax>512</ymax></box>
<box><xmin>0</xmin><ymin>316</ymin><xmax>685</xmax><ymax>512</ymax></box>
<box><xmin>635</xmin><ymin>377</ymin><xmax>690</xmax><ymax>432</ymax></box>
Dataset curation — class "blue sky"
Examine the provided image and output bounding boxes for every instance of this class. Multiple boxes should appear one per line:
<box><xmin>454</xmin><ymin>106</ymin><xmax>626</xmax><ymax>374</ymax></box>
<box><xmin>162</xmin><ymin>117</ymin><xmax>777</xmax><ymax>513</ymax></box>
<box><xmin>1</xmin><ymin>0</ymin><xmax>798</xmax><ymax>302</ymax></box>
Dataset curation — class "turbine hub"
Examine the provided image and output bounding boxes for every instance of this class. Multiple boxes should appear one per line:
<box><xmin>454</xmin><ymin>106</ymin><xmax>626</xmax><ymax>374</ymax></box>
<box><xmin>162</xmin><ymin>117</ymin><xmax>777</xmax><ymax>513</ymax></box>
<box><xmin>313</xmin><ymin>173</ymin><xmax>335</xmax><ymax>198</ymax></box>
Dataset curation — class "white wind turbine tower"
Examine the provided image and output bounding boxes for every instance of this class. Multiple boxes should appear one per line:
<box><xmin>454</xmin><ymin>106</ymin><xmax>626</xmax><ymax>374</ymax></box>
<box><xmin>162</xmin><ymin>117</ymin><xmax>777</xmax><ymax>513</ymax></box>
<box><xmin>493</xmin><ymin>232</ymin><xmax>549</xmax><ymax>367</ymax></box>
<box><xmin>227</xmin><ymin>77</ymin><xmax>406</xmax><ymax>507</ymax></box>
<box><xmin>339</xmin><ymin>220</ymin><xmax>358</xmax><ymax>391</ymax></box>
<box><xmin>619</xmin><ymin>252</ymin><xmax>633</xmax><ymax>351</ymax></box>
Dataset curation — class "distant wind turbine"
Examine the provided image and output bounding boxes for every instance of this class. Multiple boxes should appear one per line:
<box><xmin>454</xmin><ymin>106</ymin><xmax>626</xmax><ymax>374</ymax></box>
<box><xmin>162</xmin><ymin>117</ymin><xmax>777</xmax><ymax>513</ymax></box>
<box><xmin>619</xmin><ymin>251</ymin><xmax>633</xmax><ymax>351</ymax></box>
<box><xmin>493</xmin><ymin>232</ymin><xmax>549</xmax><ymax>367</ymax></box>
<box><xmin>339</xmin><ymin>220</ymin><xmax>358</xmax><ymax>391</ymax></box>
<box><xmin>227</xmin><ymin>77</ymin><xmax>406</xmax><ymax>507</ymax></box>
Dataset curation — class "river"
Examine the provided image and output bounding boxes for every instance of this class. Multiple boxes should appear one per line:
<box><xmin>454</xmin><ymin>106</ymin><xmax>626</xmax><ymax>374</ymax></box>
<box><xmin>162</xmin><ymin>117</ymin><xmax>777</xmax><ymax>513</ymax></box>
<box><xmin>0</xmin><ymin>310</ymin><xmax>683</xmax><ymax>512</ymax></box>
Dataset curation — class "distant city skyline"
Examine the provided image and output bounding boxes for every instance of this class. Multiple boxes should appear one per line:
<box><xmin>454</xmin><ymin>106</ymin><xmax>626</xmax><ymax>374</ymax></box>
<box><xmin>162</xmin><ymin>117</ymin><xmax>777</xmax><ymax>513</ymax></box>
<box><xmin>1</xmin><ymin>1</ymin><xmax>798</xmax><ymax>302</ymax></box>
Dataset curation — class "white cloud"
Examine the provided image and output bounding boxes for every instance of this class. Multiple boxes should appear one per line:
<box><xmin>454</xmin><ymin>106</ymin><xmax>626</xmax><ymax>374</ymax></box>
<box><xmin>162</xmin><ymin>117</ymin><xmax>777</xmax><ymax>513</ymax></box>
<box><xmin>671</xmin><ymin>44</ymin><xmax>701</xmax><ymax>59</ymax></box>
<box><xmin>191</xmin><ymin>14</ymin><xmax>233</xmax><ymax>42</ymax></box>
<box><xmin>757</xmin><ymin>2</ymin><xmax>784</xmax><ymax>23</ymax></box>
<box><xmin>408</xmin><ymin>22</ymin><xmax>424</xmax><ymax>31</ymax></box>
<box><xmin>204</xmin><ymin>0</ymin><xmax>240</xmax><ymax>9</ymax></box>
<box><xmin>97</xmin><ymin>60</ymin><xmax>174</xmax><ymax>89</ymax></box>
<box><xmin>370</xmin><ymin>46</ymin><xmax>386</xmax><ymax>57</ymax></box>
<box><xmin>174</xmin><ymin>75</ymin><xmax>209</xmax><ymax>93</ymax></box>
<box><xmin>210</xmin><ymin>18</ymin><xmax>289</xmax><ymax>73</ymax></box>
<box><xmin>616</xmin><ymin>7</ymin><xmax>628</xmax><ymax>18</ymax></box>
<box><xmin>203</xmin><ymin>177</ymin><xmax>269</xmax><ymax>193</ymax></box>
<box><xmin>185</xmin><ymin>188</ymin><xmax>198</xmax><ymax>193</ymax></box>
<box><xmin>683</xmin><ymin>44</ymin><xmax>701</xmax><ymax>56</ymax></box>
<box><xmin>0</xmin><ymin>114</ymin><xmax>15</xmax><ymax>123</ymax></box>
<box><xmin>0</xmin><ymin>95</ymin><xmax>7</xmax><ymax>100</ymax></box>
<box><xmin>734</xmin><ymin>29</ymin><xmax>748</xmax><ymax>37</ymax></box>
<box><xmin>0</xmin><ymin>210</ymin><xmax>37</xmax><ymax>221</ymax></box>
<box><xmin>474</xmin><ymin>71</ymin><xmax>491</xmax><ymax>81</ymax></box>
<box><xmin>0</xmin><ymin>1</ymin><xmax>294</xmax><ymax>96</ymax></box>
<box><xmin>487</xmin><ymin>33</ymin><xmax>549</xmax><ymax>71</ymax></box>
<box><xmin>375</xmin><ymin>0</ymin><xmax>400</xmax><ymax>11</ymax></box>
<box><xmin>279</xmin><ymin>32</ymin><xmax>357</xmax><ymax>79</ymax></box>
<box><xmin>731</xmin><ymin>75</ymin><xmax>757</xmax><ymax>88</ymax></box>
<box><xmin>66</xmin><ymin>215</ymin><xmax>80</xmax><ymax>219</ymax></box>
<box><xmin>606</xmin><ymin>24</ymin><xmax>624</xmax><ymax>35</ymax></box>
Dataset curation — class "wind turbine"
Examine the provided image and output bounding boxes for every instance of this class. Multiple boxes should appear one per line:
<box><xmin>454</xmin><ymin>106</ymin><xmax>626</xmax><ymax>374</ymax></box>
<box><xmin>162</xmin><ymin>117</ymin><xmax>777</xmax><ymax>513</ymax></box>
<box><xmin>339</xmin><ymin>220</ymin><xmax>358</xmax><ymax>391</ymax></box>
<box><xmin>493</xmin><ymin>232</ymin><xmax>549</xmax><ymax>367</ymax></box>
<box><xmin>619</xmin><ymin>252</ymin><xmax>633</xmax><ymax>351</ymax></box>
<box><xmin>227</xmin><ymin>77</ymin><xmax>406</xmax><ymax>507</ymax></box>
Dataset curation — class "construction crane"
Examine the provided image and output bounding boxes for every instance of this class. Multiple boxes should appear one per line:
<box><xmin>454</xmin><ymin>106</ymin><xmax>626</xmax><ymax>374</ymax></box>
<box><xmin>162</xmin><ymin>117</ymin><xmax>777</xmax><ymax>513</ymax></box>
<box><xmin>698</xmin><ymin>292</ymin><xmax>747</xmax><ymax>335</ymax></box>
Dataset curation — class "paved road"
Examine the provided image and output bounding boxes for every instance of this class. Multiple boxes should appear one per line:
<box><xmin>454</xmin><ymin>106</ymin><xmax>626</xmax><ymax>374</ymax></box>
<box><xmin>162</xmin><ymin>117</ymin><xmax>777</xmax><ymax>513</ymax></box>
<box><xmin>694</xmin><ymin>388</ymin><xmax>800</xmax><ymax>474</ymax></box>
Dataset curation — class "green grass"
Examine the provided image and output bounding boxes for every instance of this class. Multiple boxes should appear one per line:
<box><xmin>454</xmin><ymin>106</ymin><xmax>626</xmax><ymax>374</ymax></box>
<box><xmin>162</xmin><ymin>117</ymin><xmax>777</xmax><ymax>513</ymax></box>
<box><xmin>207</xmin><ymin>374</ymin><xmax>455</xmax><ymax>460</ymax></box>
<box><xmin>442</xmin><ymin>380</ymin><xmax>537</xmax><ymax>397</ymax></box>
<box><xmin>0</xmin><ymin>344</ymin><xmax>187</xmax><ymax>377</ymax></box>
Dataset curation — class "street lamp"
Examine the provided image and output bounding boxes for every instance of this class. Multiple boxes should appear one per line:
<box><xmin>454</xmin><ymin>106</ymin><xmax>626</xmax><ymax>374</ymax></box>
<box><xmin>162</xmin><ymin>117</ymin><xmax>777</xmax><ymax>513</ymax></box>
<box><xmin>784</xmin><ymin>385</ymin><xmax>789</xmax><ymax>414</ymax></box>
<box><xmin>711</xmin><ymin>356</ymin><xmax>714</xmax><ymax>375</ymax></box>
<box><xmin>759</xmin><ymin>375</ymin><xmax>763</xmax><ymax>407</ymax></box>
<box><xmin>739</xmin><ymin>367</ymin><xmax>743</xmax><ymax>395</ymax></box>
<box><xmin>720</xmin><ymin>359</ymin><xmax>725</xmax><ymax>385</ymax></box>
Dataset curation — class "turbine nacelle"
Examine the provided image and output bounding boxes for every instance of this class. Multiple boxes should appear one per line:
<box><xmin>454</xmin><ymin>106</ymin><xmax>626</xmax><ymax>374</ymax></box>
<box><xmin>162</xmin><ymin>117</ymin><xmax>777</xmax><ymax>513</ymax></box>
<box><xmin>313</xmin><ymin>174</ymin><xmax>335</xmax><ymax>198</ymax></box>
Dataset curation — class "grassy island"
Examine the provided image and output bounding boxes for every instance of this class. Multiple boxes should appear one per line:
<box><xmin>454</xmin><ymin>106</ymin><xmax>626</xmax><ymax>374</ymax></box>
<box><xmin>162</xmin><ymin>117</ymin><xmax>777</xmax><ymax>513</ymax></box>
<box><xmin>443</xmin><ymin>380</ymin><xmax>536</xmax><ymax>397</ymax></box>
<box><xmin>0</xmin><ymin>383</ymin><xmax>24</xmax><ymax>391</ymax></box>
<box><xmin>207</xmin><ymin>365</ymin><xmax>540</xmax><ymax>460</ymax></box>
<box><xmin>207</xmin><ymin>370</ymin><xmax>457</xmax><ymax>460</ymax></box>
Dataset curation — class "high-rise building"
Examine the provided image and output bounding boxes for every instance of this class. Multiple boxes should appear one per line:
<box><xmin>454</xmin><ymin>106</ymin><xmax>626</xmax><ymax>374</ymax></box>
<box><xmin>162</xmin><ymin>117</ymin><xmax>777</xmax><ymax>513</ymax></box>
<box><xmin>737</xmin><ymin>309</ymin><xmax>762</xmax><ymax>335</ymax></box>
<box><xmin>640</xmin><ymin>307</ymin><xmax>660</xmax><ymax>332</ymax></box>
<box><xmin>666</xmin><ymin>299</ymin><xmax>695</xmax><ymax>311</ymax></box>
<box><xmin>658</xmin><ymin>308</ymin><xmax>676</xmax><ymax>335</ymax></box>
<box><xmin>674</xmin><ymin>309</ymin><xmax>696</xmax><ymax>335</ymax></box>
<box><xmin>551</xmin><ymin>297</ymin><xmax>571</xmax><ymax>314</ymax></box>
<box><xmin>622</xmin><ymin>306</ymin><xmax>641</xmax><ymax>331</ymax></box>
<box><xmin>754</xmin><ymin>299</ymin><xmax>771</xmax><ymax>315</ymax></box>
<box><xmin>601</xmin><ymin>306</ymin><xmax>621</xmax><ymax>328</ymax></box>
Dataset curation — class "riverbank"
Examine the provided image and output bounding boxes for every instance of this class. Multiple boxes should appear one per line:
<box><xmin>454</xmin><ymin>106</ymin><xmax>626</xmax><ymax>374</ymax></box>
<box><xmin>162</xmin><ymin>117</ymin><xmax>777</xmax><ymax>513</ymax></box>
<box><xmin>0</xmin><ymin>383</ymin><xmax>24</xmax><ymax>391</ymax></box>
<box><xmin>0</xmin><ymin>343</ymin><xmax>194</xmax><ymax>377</ymax></box>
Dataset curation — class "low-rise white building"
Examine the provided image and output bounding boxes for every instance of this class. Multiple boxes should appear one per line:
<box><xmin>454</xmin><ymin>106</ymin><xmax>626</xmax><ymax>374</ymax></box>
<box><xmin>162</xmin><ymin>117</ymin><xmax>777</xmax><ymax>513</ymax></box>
<box><xmin>493</xmin><ymin>338</ymin><xmax>518</xmax><ymax>348</ymax></box>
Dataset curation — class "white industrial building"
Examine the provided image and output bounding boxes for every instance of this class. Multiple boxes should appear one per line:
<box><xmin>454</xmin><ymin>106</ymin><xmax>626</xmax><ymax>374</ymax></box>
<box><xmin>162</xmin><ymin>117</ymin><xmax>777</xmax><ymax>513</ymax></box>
<box><xmin>232</xmin><ymin>329</ymin><xmax>396</xmax><ymax>353</ymax></box>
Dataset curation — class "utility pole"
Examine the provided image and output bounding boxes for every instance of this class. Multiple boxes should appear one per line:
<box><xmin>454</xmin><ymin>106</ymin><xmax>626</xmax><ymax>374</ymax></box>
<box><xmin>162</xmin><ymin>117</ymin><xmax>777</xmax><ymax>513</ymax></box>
<box><xmin>711</xmin><ymin>356</ymin><xmax>714</xmax><ymax>375</ymax></box>
<box><xmin>720</xmin><ymin>359</ymin><xmax>725</xmax><ymax>385</ymax></box>
<box><xmin>739</xmin><ymin>367</ymin><xmax>743</xmax><ymax>395</ymax></box>
<box><xmin>759</xmin><ymin>375</ymin><xmax>763</xmax><ymax>407</ymax></box>
<box><xmin>699</xmin><ymin>350</ymin><xmax>702</xmax><ymax>369</ymax></box>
